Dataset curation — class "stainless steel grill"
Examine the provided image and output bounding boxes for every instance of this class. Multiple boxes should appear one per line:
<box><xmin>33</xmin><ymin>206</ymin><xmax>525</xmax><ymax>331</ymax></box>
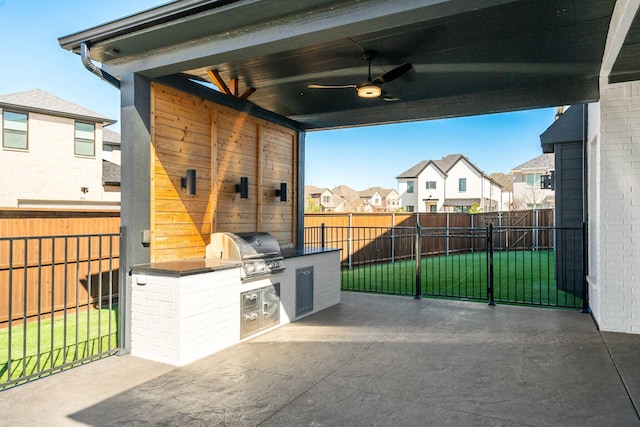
<box><xmin>206</xmin><ymin>232</ymin><xmax>285</xmax><ymax>280</ymax></box>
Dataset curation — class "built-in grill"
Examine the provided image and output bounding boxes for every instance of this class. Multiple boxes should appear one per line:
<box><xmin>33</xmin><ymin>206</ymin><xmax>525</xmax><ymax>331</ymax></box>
<box><xmin>206</xmin><ymin>232</ymin><xmax>285</xmax><ymax>280</ymax></box>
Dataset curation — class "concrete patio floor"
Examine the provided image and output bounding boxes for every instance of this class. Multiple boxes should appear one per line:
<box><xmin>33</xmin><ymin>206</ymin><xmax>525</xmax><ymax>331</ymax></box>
<box><xmin>2</xmin><ymin>292</ymin><xmax>640</xmax><ymax>426</ymax></box>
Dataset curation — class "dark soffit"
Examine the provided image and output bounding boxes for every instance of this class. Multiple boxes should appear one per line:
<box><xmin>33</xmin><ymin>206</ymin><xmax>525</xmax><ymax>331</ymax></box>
<box><xmin>610</xmin><ymin>8</ymin><xmax>640</xmax><ymax>84</ymax></box>
<box><xmin>60</xmin><ymin>0</ymin><xmax>618</xmax><ymax>130</ymax></box>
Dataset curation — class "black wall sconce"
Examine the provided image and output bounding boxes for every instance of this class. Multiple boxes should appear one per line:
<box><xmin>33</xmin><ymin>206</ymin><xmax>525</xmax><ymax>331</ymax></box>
<box><xmin>274</xmin><ymin>182</ymin><xmax>287</xmax><ymax>202</ymax></box>
<box><xmin>181</xmin><ymin>169</ymin><xmax>197</xmax><ymax>196</ymax></box>
<box><xmin>235</xmin><ymin>177</ymin><xmax>249</xmax><ymax>199</ymax></box>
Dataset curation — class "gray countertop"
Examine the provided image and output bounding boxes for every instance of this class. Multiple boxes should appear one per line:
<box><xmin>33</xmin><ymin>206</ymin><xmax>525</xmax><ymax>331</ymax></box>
<box><xmin>131</xmin><ymin>259</ymin><xmax>241</xmax><ymax>278</ymax></box>
<box><xmin>131</xmin><ymin>247</ymin><xmax>339</xmax><ymax>277</ymax></box>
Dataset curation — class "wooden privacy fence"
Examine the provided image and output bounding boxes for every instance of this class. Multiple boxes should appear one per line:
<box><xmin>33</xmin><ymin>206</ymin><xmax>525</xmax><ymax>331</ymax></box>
<box><xmin>304</xmin><ymin>210</ymin><xmax>554</xmax><ymax>266</ymax></box>
<box><xmin>0</xmin><ymin>210</ymin><xmax>120</xmax><ymax>325</ymax></box>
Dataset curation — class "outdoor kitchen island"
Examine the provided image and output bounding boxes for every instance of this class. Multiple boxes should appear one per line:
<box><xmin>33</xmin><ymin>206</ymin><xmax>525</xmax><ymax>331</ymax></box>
<box><xmin>130</xmin><ymin>247</ymin><xmax>340</xmax><ymax>366</ymax></box>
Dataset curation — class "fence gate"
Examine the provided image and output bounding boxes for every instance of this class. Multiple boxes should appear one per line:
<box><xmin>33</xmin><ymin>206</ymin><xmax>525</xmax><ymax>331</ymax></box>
<box><xmin>1</xmin><ymin>233</ymin><xmax>120</xmax><ymax>390</ymax></box>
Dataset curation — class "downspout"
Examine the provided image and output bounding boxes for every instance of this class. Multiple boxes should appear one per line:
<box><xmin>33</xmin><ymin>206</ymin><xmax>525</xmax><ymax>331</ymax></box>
<box><xmin>80</xmin><ymin>42</ymin><xmax>120</xmax><ymax>89</ymax></box>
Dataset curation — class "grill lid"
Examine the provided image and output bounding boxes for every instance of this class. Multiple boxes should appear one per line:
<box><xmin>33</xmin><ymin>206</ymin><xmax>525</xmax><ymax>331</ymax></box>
<box><xmin>206</xmin><ymin>232</ymin><xmax>282</xmax><ymax>262</ymax></box>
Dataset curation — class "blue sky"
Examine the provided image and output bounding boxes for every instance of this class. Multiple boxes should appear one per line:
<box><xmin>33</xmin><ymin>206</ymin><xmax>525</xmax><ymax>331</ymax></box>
<box><xmin>1</xmin><ymin>0</ymin><xmax>557</xmax><ymax>191</ymax></box>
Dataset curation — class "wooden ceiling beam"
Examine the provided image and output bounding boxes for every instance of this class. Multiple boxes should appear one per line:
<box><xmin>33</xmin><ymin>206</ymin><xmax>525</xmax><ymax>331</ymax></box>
<box><xmin>207</xmin><ymin>69</ymin><xmax>231</xmax><ymax>95</ymax></box>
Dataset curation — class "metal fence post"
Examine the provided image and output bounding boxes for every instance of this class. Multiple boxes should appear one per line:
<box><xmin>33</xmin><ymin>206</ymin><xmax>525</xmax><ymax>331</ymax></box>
<box><xmin>487</xmin><ymin>222</ymin><xmax>495</xmax><ymax>306</ymax></box>
<box><xmin>446</xmin><ymin>213</ymin><xmax>450</xmax><ymax>256</ymax></box>
<box><xmin>391</xmin><ymin>213</ymin><xmax>396</xmax><ymax>263</ymax></box>
<box><xmin>321</xmin><ymin>223</ymin><xmax>325</xmax><ymax>248</ymax></box>
<box><xmin>347</xmin><ymin>213</ymin><xmax>353</xmax><ymax>270</ymax></box>
<box><xmin>415</xmin><ymin>222</ymin><xmax>422</xmax><ymax>299</ymax></box>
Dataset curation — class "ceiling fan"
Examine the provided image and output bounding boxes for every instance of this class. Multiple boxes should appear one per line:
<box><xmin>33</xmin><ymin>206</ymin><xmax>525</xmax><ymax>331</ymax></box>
<box><xmin>307</xmin><ymin>51</ymin><xmax>412</xmax><ymax>101</ymax></box>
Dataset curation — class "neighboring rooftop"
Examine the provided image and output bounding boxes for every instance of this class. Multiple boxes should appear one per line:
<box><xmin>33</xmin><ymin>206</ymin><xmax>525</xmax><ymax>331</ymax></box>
<box><xmin>489</xmin><ymin>173</ymin><xmax>513</xmax><ymax>192</ymax></box>
<box><xmin>102</xmin><ymin>160</ymin><xmax>121</xmax><ymax>186</ymax></box>
<box><xmin>397</xmin><ymin>154</ymin><xmax>481</xmax><ymax>179</ymax></box>
<box><xmin>0</xmin><ymin>89</ymin><xmax>115</xmax><ymax>125</ymax></box>
<box><xmin>103</xmin><ymin>128</ymin><xmax>121</xmax><ymax>145</ymax></box>
<box><xmin>511</xmin><ymin>153</ymin><xmax>555</xmax><ymax>171</ymax></box>
<box><xmin>359</xmin><ymin>186</ymin><xmax>396</xmax><ymax>198</ymax></box>
<box><xmin>331</xmin><ymin>185</ymin><xmax>360</xmax><ymax>206</ymax></box>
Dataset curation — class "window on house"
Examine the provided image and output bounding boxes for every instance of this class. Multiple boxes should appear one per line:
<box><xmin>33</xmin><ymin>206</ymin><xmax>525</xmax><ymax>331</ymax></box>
<box><xmin>322</xmin><ymin>195</ymin><xmax>331</xmax><ymax>203</ymax></box>
<box><xmin>426</xmin><ymin>181</ymin><xmax>436</xmax><ymax>189</ymax></box>
<box><xmin>3</xmin><ymin>111</ymin><xmax>28</xmax><ymax>149</ymax></box>
<box><xmin>526</xmin><ymin>203</ymin><xmax>543</xmax><ymax>210</ymax></box>
<box><xmin>374</xmin><ymin>197</ymin><xmax>380</xmax><ymax>204</ymax></box>
<box><xmin>458</xmin><ymin>178</ymin><xmax>467</xmax><ymax>192</ymax></box>
<box><xmin>75</xmin><ymin>122</ymin><xmax>95</xmax><ymax>156</ymax></box>
<box><xmin>429</xmin><ymin>204</ymin><xmax>437</xmax><ymax>213</ymax></box>
<box><xmin>406</xmin><ymin>205</ymin><xmax>414</xmax><ymax>212</ymax></box>
<box><xmin>454</xmin><ymin>206</ymin><xmax>470</xmax><ymax>213</ymax></box>
<box><xmin>407</xmin><ymin>181</ymin><xmax>414</xmax><ymax>193</ymax></box>
<box><xmin>526</xmin><ymin>173</ymin><xmax>542</xmax><ymax>188</ymax></box>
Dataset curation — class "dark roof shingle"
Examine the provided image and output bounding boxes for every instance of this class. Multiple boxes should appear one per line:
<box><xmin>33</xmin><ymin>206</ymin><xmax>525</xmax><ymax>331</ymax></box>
<box><xmin>102</xmin><ymin>160</ymin><xmax>121</xmax><ymax>186</ymax></box>
<box><xmin>0</xmin><ymin>89</ymin><xmax>115</xmax><ymax>125</ymax></box>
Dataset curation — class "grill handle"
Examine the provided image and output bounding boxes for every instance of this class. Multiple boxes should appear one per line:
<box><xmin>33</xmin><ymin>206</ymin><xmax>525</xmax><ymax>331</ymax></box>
<box><xmin>243</xmin><ymin>252</ymin><xmax>279</xmax><ymax>260</ymax></box>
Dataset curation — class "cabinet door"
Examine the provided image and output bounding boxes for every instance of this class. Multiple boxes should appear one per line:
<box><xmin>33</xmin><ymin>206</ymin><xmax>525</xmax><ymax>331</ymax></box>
<box><xmin>296</xmin><ymin>267</ymin><xmax>314</xmax><ymax>317</ymax></box>
<box><xmin>262</xmin><ymin>283</ymin><xmax>280</xmax><ymax>329</ymax></box>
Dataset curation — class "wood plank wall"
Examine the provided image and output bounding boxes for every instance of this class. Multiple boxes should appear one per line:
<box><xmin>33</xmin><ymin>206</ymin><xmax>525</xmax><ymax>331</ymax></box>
<box><xmin>151</xmin><ymin>83</ymin><xmax>297</xmax><ymax>262</ymax></box>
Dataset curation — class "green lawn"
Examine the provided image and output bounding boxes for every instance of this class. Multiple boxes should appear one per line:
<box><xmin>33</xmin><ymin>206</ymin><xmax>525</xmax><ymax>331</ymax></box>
<box><xmin>342</xmin><ymin>250</ymin><xmax>583</xmax><ymax>308</ymax></box>
<box><xmin>0</xmin><ymin>306</ymin><xmax>118</xmax><ymax>388</ymax></box>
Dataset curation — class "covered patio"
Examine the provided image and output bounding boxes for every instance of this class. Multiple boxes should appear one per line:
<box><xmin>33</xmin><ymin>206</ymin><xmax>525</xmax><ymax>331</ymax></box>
<box><xmin>2</xmin><ymin>292</ymin><xmax>639</xmax><ymax>426</ymax></box>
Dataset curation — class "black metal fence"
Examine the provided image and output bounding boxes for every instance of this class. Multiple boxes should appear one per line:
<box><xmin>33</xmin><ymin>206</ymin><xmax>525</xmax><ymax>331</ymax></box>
<box><xmin>305</xmin><ymin>223</ymin><xmax>586</xmax><ymax>310</ymax></box>
<box><xmin>0</xmin><ymin>233</ymin><xmax>120</xmax><ymax>390</ymax></box>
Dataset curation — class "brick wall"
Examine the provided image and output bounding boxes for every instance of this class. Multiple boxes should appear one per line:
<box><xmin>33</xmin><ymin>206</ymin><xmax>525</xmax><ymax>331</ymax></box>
<box><xmin>589</xmin><ymin>80</ymin><xmax>640</xmax><ymax>333</ymax></box>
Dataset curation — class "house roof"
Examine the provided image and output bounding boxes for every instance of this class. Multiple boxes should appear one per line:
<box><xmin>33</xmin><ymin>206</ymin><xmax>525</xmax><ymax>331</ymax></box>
<box><xmin>304</xmin><ymin>185</ymin><xmax>329</xmax><ymax>196</ymax></box>
<box><xmin>363</xmin><ymin>186</ymin><xmax>397</xmax><ymax>198</ymax></box>
<box><xmin>358</xmin><ymin>187</ymin><xmax>382</xmax><ymax>198</ymax></box>
<box><xmin>540</xmin><ymin>104</ymin><xmax>585</xmax><ymax>153</ymax></box>
<box><xmin>331</xmin><ymin>185</ymin><xmax>360</xmax><ymax>205</ymax></box>
<box><xmin>103</xmin><ymin>128</ymin><xmax>121</xmax><ymax>145</ymax></box>
<box><xmin>396</xmin><ymin>160</ymin><xmax>431</xmax><ymax>179</ymax></box>
<box><xmin>511</xmin><ymin>153</ymin><xmax>554</xmax><ymax>172</ymax></box>
<box><xmin>489</xmin><ymin>172</ymin><xmax>513</xmax><ymax>192</ymax></box>
<box><xmin>0</xmin><ymin>89</ymin><xmax>116</xmax><ymax>125</ymax></box>
<box><xmin>397</xmin><ymin>154</ymin><xmax>481</xmax><ymax>179</ymax></box>
<box><xmin>434</xmin><ymin>154</ymin><xmax>462</xmax><ymax>173</ymax></box>
<box><xmin>102</xmin><ymin>160</ymin><xmax>121</xmax><ymax>186</ymax></box>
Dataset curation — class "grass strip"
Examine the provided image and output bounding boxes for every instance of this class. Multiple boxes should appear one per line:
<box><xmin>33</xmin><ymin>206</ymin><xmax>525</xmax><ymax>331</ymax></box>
<box><xmin>0</xmin><ymin>306</ymin><xmax>118</xmax><ymax>387</ymax></box>
<box><xmin>342</xmin><ymin>250</ymin><xmax>582</xmax><ymax>308</ymax></box>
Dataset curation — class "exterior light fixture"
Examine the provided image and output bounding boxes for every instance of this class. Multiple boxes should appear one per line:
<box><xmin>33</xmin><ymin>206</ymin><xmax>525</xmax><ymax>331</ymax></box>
<box><xmin>274</xmin><ymin>182</ymin><xmax>287</xmax><ymax>202</ymax></box>
<box><xmin>357</xmin><ymin>84</ymin><xmax>381</xmax><ymax>98</ymax></box>
<box><xmin>181</xmin><ymin>169</ymin><xmax>196</xmax><ymax>196</ymax></box>
<box><xmin>235</xmin><ymin>177</ymin><xmax>249</xmax><ymax>199</ymax></box>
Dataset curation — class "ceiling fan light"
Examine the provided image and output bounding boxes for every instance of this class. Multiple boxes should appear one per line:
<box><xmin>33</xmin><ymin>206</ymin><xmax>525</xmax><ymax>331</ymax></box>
<box><xmin>357</xmin><ymin>84</ymin><xmax>382</xmax><ymax>98</ymax></box>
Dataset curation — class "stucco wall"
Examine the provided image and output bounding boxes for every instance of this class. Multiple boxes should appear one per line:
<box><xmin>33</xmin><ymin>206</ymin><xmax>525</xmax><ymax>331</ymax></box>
<box><xmin>0</xmin><ymin>111</ymin><xmax>117</xmax><ymax>207</ymax></box>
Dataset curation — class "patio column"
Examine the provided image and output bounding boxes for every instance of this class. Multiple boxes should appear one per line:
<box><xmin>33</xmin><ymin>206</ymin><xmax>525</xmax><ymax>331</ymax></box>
<box><xmin>118</xmin><ymin>73</ymin><xmax>152</xmax><ymax>353</ymax></box>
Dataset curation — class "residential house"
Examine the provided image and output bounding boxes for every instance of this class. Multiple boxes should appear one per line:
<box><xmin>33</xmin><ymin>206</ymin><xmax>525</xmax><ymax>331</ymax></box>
<box><xmin>359</xmin><ymin>187</ymin><xmax>400</xmax><ymax>212</ymax></box>
<box><xmin>304</xmin><ymin>185</ymin><xmax>336</xmax><ymax>212</ymax></box>
<box><xmin>0</xmin><ymin>89</ymin><xmax>120</xmax><ymax>210</ymax></box>
<box><xmin>102</xmin><ymin>128</ymin><xmax>122</xmax><ymax>165</ymax></box>
<box><xmin>489</xmin><ymin>172</ymin><xmax>513</xmax><ymax>211</ymax></box>
<box><xmin>330</xmin><ymin>185</ymin><xmax>358</xmax><ymax>212</ymax></box>
<box><xmin>509</xmin><ymin>153</ymin><xmax>555</xmax><ymax>210</ymax></box>
<box><xmin>397</xmin><ymin>154</ymin><xmax>503</xmax><ymax>213</ymax></box>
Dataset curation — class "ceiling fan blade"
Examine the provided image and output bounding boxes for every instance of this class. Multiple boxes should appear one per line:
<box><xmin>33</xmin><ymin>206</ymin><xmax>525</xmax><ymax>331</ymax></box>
<box><xmin>382</xmin><ymin>92</ymin><xmax>399</xmax><ymax>102</ymax></box>
<box><xmin>373</xmin><ymin>63</ymin><xmax>412</xmax><ymax>84</ymax></box>
<box><xmin>307</xmin><ymin>84</ymin><xmax>357</xmax><ymax>89</ymax></box>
